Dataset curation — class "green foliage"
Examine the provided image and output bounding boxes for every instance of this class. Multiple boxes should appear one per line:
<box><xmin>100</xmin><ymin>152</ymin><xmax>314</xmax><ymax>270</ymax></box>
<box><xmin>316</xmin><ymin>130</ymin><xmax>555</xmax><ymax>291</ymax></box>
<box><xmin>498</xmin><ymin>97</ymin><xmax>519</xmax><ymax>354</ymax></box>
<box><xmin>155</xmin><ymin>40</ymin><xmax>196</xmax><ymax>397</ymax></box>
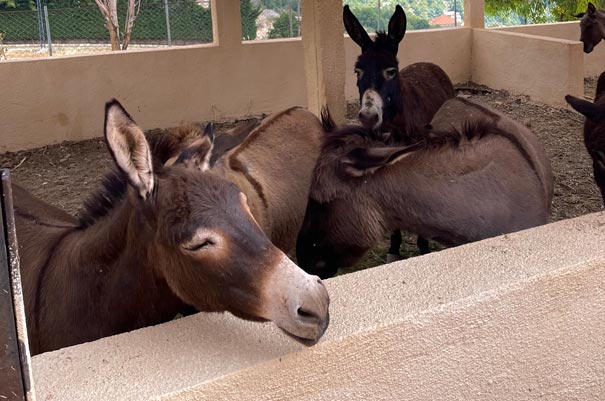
<box><xmin>0</xmin><ymin>0</ymin><xmax>212</xmax><ymax>42</ymax></box>
<box><xmin>0</xmin><ymin>0</ymin><xmax>34</xmax><ymax>10</ymax></box>
<box><xmin>407</xmin><ymin>12</ymin><xmax>429</xmax><ymax>29</ymax></box>
<box><xmin>485</xmin><ymin>0</ymin><xmax>605</xmax><ymax>24</ymax></box>
<box><xmin>241</xmin><ymin>0</ymin><xmax>261</xmax><ymax>40</ymax></box>
<box><xmin>268</xmin><ymin>9</ymin><xmax>299</xmax><ymax>38</ymax></box>
<box><xmin>259</xmin><ymin>0</ymin><xmax>298</xmax><ymax>11</ymax></box>
<box><xmin>345</xmin><ymin>1</ymin><xmax>431</xmax><ymax>32</ymax></box>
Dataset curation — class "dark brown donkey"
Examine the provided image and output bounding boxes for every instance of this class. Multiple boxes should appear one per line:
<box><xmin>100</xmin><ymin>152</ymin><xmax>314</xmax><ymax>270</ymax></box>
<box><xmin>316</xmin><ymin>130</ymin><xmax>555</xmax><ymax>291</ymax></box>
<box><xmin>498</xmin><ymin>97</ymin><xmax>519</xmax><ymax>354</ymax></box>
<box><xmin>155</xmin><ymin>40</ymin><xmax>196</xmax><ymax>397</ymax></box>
<box><xmin>296</xmin><ymin>98</ymin><xmax>553</xmax><ymax>278</ymax></box>
<box><xmin>565</xmin><ymin>71</ymin><xmax>605</xmax><ymax>203</ymax></box>
<box><xmin>343</xmin><ymin>4</ymin><xmax>454</xmax><ymax>142</ymax></box>
<box><xmin>344</xmin><ymin>4</ymin><xmax>455</xmax><ymax>259</ymax></box>
<box><xmin>574</xmin><ymin>2</ymin><xmax>605</xmax><ymax>54</ymax></box>
<box><xmin>13</xmin><ymin>100</ymin><xmax>329</xmax><ymax>355</ymax></box>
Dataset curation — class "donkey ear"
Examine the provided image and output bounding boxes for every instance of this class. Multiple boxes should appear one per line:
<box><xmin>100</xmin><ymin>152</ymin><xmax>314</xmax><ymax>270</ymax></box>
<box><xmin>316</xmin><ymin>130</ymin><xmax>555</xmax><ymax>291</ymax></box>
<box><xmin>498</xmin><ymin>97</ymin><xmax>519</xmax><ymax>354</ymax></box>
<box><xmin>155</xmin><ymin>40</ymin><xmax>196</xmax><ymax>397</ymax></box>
<box><xmin>387</xmin><ymin>5</ymin><xmax>407</xmax><ymax>49</ymax></box>
<box><xmin>343</xmin><ymin>5</ymin><xmax>373</xmax><ymax>51</ymax></box>
<box><xmin>341</xmin><ymin>144</ymin><xmax>418</xmax><ymax>177</ymax></box>
<box><xmin>167</xmin><ymin>122</ymin><xmax>215</xmax><ymax>171</ymax></box>
<box><xmin>588</xmin><ymin>2</ymin><xmax>597</xmax><ymax>15</ymax></box>
<box><xmin>565</xmin><ymin>95</ymin><xmax>605</xmax><ymax>122</ymax></box>
<box><xmin>573</xmin><ymin>12</ymin><xmax>585</xmax><ymax>18</ymax></box>
<box><xmin>104</xmin><ymin>99</ymin><xmax>154</xmax><ymax>200</ymax></box>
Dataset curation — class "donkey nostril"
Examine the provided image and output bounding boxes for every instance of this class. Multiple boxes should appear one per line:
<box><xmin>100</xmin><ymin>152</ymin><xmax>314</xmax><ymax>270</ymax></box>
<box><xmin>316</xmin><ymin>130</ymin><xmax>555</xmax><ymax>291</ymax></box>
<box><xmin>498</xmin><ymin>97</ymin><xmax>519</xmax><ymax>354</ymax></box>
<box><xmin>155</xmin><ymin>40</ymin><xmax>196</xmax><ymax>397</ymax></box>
<box><xmin>297</xmin><ymin>307</ymin><xmax>319</xmax><ymax>321</ymax></box>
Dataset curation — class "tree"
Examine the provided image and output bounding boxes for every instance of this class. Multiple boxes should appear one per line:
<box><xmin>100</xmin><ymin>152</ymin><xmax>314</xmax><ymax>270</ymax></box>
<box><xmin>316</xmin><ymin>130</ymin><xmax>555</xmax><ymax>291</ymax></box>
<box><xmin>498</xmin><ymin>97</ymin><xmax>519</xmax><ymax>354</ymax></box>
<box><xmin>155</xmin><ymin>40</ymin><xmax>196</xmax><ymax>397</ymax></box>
<box><xmin>260</xmin><ymin>0</ymin><xmax>298</xmax><ymax>11</ymax></box>
<box><xmin>241</xmin><ymin>0</ymin><xmax>262</xmax><ymax>40</ymax></box>
<box><xmin>268</xmin><ymin>9</ymin><xmax>299</xmax><ymax>38</ymax></box>
<box><xmin>485</xmin><ymin>0</ymin><xmax>605</xmax><ymax>24</ymax></box>
<box><xmin>407</xmin><ymin>13</ymin><xmax>430</xmax><ymax>29</ymax></box>
<box><xmin>94</xmin><ymin>0</ymin><xmax>141</xmax><ymax>50</ymax></box>
<box><xmin>0</xmin><ymin>0</ymin><xmax>34</xmax><ymax>10</ymax></box>
<box><xmin>345</xmin><ymin>2</ymin><xmax>430</xmax><ymax>32</ymax></box>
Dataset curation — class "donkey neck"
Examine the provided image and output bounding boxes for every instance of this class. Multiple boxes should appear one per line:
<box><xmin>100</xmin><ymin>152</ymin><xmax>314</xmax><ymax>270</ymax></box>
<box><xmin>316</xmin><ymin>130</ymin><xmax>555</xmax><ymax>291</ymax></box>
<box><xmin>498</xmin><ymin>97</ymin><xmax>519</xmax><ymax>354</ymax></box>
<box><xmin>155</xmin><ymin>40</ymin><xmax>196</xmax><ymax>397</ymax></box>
<box><xmin>35</xmin><ymin>190</ymin><xmax>182</xmax><ymax>353</ymax></box>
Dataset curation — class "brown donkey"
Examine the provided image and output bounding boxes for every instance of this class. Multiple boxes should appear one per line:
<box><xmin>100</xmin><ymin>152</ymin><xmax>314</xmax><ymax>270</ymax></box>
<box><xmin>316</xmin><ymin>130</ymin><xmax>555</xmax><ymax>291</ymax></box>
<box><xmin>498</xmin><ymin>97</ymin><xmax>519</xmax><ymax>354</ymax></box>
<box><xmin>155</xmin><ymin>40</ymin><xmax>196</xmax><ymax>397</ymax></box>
<box><xmin>344</xmin><ymin>4</ymin><xmax>454</xmax><ymax>142</ymax></box>
<box><xmin>13</xmin><ymin>100</ymin><xmax>329</xmax><ymax>355</ymax></box>
<box><xmin>574</xmin><ymin>2</ymin><xmax>605</xmax><ymax>54</ymax></box>
<box><xmin>565</xmin><ymin>71</ymin><xmax>605</xmax><ymax>204</ymax></box>
<box><xmin>296</xmin><ymin>98</ymin><xmax>553</xmax><ymax>278</ymax></box>
<box><xmin>210</xmin><ymin>107</ymin><xmax>324</xmax><ymax>253</ymax></box>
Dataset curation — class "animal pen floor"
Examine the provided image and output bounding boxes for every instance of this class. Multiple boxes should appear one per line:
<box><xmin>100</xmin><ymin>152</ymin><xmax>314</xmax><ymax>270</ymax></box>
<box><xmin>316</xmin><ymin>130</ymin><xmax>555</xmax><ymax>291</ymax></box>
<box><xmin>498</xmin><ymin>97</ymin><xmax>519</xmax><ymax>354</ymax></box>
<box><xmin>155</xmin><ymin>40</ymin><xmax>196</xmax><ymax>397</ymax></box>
<box><xmin>1</xmin><ymin>81</ymin><xmax>602</xmax><ymax>274</ymax></box>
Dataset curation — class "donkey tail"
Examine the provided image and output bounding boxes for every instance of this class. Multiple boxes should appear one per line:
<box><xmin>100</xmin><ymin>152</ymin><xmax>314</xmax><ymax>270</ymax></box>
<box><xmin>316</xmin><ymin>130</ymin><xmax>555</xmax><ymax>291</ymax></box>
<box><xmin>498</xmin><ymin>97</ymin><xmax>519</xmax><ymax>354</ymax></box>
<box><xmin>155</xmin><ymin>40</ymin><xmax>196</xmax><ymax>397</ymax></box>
<box><xmin>320</xmin><ymin>106</ymin><xmax>337</xmax><ymax>132</ymax></box>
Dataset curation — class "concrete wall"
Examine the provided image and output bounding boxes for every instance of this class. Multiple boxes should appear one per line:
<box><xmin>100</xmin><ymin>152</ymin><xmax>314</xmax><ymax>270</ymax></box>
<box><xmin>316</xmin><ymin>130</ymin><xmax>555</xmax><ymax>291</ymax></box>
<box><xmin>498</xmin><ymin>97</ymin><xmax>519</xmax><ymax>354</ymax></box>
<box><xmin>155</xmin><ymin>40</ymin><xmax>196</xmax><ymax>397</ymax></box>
<box><xmin>493</xmin><ymin>21</ymin><xmax>605</xmax><ymax>78</ymax></box>
<box><xmin>0</xmin><ymin>40</ymin><xmax>306</xmax><ymax>152</ymax></box>
<box><xmin>31</xmin><ymin>212</ymin><xmax>605</xmax><ymax>400</ymax></box>
<box><xmin>472</xmin><ymin>29</ymin><xmax>584</xmax><ymax>107</ymax></box>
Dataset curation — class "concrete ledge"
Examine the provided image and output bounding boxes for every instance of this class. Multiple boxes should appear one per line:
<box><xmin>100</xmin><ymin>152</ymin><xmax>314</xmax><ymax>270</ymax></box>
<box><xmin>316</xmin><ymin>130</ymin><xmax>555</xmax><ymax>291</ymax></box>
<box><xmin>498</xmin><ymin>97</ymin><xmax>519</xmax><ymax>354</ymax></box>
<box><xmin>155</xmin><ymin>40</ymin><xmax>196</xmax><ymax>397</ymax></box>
<box><xmin>472</xmin><ymin>29</ymin><xmax>584</xmax><ymax>107</ymax></box>
<box><xmin>169</xmin><ymin>259</ymin><xmax>605</xmax><ymax>401</ymax></box>
<box><xmin>32</xmin><ymin>212</ymin><xmax>605</xmax><ymax>400</ymax></box>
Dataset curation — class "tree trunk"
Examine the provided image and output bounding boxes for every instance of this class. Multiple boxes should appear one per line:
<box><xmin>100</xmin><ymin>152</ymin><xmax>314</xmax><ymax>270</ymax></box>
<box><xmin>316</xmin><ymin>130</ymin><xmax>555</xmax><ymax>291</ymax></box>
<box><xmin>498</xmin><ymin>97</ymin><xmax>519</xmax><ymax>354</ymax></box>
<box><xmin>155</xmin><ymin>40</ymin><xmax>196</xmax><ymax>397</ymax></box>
<box><xmin>122</xmin><ymin>0</ymin><xmax>141</xmax><ymax>51</ymax></box>
<box><xmin>108</xmin><ymin>21</ymin><xmax>120</xmax><ymax>51</ymax></box>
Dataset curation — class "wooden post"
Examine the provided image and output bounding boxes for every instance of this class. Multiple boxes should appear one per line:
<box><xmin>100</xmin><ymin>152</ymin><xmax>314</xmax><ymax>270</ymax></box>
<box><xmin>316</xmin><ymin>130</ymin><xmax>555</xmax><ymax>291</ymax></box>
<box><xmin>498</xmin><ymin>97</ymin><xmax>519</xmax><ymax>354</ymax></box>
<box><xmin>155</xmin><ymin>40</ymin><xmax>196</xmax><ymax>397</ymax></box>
<box><xmin>211</xmin><ymin>0</ymin><xmax>242</xmax><ymax>48</ymax></box>
<box><xmin>464</xmin><ymin>0</ymin><xmax>485</xmax><ymax>28</ymax></box>
<box><xmin>302</xmin><ymin>0</ymin><xmax>346</xmax><ymax>123</ymax></box>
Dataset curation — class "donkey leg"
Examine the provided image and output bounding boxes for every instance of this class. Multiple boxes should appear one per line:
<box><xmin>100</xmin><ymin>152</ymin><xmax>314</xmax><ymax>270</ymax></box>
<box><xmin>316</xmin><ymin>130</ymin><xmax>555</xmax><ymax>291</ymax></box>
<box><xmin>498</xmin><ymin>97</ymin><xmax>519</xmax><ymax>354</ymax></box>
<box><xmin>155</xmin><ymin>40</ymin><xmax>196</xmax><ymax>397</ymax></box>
<box><xmin>417</xmin><ymin>236</ymin><xmax>431</xmax><ymax>255</ymax></box>
<box><xmin>386</xmin><ymin>231</ymin><xmax>403</xmax><ymax>263</ymax></box>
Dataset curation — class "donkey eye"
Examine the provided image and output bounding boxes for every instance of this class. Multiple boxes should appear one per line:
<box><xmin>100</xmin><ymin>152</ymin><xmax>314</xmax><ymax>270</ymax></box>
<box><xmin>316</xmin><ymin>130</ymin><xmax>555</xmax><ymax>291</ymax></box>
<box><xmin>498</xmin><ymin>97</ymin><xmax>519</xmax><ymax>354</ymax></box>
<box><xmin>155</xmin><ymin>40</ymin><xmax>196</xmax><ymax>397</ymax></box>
<box><xmin>354</xmin><ymin>68</ymin><xmax>364</xmax><ymax>79</ymax></box>
<box><xmin>383</xmin><ymin>68</ymin><xmax>398</xmax><ymax>80</ymax></box>
<box><xmin>183</xmin><ymin>239</ymin><xmax>214</xmax><ymax>252</ymax></box>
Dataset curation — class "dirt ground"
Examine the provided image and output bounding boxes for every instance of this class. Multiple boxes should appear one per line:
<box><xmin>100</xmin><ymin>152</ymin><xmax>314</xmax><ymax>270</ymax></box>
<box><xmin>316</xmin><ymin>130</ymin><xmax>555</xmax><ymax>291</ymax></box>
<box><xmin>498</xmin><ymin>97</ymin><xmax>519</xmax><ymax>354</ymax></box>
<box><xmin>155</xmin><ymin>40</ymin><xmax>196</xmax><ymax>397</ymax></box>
<box><xmin>1</xmin><ymin>81</ymin><xmax>602</xmax><ymax>273</ymax></box>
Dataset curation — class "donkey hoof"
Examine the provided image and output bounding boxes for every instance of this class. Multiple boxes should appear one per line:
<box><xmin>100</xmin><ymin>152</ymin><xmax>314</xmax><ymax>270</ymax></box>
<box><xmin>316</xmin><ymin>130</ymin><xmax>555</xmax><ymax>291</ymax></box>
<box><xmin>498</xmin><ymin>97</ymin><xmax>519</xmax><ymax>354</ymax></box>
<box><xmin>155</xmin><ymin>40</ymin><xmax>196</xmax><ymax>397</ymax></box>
<box><xmin>386</xmin><ymin>254</ymin><xmax>402</xmax><ymax>264</ymax></box>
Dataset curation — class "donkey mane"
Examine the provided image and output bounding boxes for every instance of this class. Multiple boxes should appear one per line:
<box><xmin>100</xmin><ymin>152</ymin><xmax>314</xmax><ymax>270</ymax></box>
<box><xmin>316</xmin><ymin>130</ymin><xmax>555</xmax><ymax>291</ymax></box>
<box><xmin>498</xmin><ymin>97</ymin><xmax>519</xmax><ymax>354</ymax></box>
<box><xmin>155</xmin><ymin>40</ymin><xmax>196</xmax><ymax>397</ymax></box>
<box><xmin>78</xmin><ymin>126</ymin><xmax>203</xmax><ymax>228</ymax></box>
<box><xmin>371</xmin><ymin>32</ymin><xmax>390</xmax><ymax>50</ymax></box>
<box><xmin>321</xmin><ymin>107</ymin><xmax>497</xmax><ymax>152</ymax></box>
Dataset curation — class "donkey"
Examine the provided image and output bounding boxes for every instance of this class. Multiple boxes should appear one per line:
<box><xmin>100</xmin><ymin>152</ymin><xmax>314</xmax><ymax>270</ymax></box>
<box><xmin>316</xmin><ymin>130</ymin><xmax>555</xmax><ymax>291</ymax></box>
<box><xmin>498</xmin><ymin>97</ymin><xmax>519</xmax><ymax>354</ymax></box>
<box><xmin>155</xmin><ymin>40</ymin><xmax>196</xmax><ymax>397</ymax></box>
<box><xmin>574</xmin><ymin>2</ymin><xmax>605</xmax><ymax>54</ymax></box>
<box><xmin>344</xmin><ymin>4</ymin><xmax>454</xmax><ymax>142</ymax></box>
<box><xmin>13</xmin><ymin>100</ymin><xmax>329</xmax><ymax>355</ymax></box>
<box><xmin>210</xmin><ymin>107</ymin><xmax>324</xmax><ymax>253</ymax></box>
<box><xmin>344</xmin><ymin>4</ymin><xmax>454</xmax><ymax>260</ymax></box>
<box><xmin>296</xmin><ymin>98</ymin><xmax>553</xmax><ymax>278</ymax></box>
<box><xmin>565</xmin><ymin>71</ymin><xmax>605</xmax><ymax>204</ymax></box>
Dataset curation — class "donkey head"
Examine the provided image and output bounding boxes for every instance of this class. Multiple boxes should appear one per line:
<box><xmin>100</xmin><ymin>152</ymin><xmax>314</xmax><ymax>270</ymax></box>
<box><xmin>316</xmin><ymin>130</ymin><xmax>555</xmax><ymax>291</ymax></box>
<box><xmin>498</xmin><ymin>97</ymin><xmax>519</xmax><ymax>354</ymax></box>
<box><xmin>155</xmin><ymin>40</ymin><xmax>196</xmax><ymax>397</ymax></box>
<box><xmin>344</xmin><ymin>4</ymin><xmax>407</xmax><ymax>131</ymax></box>
<box><xmin>105</xmin><ymin>100</ymin><xmax>329</xmax><ymax>345</ymax></box>
<box><xmin>296</xmin><ymin>124</ymin><xmax>417</xmax><ymax>278</ymax></box>
<box><xmin>574</xmin><ymin>2</ymin><xmax>604</xmax><ymax>54</ymax></box>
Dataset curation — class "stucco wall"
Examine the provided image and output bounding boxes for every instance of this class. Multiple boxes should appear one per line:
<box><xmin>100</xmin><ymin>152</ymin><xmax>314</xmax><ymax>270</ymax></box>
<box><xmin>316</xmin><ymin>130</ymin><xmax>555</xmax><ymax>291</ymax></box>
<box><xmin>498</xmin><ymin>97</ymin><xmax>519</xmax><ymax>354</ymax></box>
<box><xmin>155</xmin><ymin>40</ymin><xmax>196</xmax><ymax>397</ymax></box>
<box><xmin>0</xmin><ymin>27</ymin><xmax>469</xmax><ymax>152</ymax></box>
<box><xmin>493</xmin><ymin>21</ymin><xmax>605</xmax><ymax>78</ymax></box>
<box><xmin>31</xmin><ymin>212</ymin><xmax>605</xmax><ymax>400</ymax></box>
<box><xmin>0</xmin><ymin>40</ymin><xmax>307</xmax><ymax>152</ymax></box>
<box><xmin>472</xmin><ymin>29</ymin><xmax>584</xmax><ymax>107</ymax></box>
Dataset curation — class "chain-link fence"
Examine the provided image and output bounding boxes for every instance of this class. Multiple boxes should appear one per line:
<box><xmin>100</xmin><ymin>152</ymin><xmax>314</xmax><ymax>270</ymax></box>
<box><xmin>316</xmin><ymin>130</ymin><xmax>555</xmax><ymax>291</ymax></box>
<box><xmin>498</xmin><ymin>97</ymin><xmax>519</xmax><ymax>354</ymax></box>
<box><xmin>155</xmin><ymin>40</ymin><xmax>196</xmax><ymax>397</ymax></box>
<box><xmin>0</xmin><ymin>1</ymin><xmax>464</xmax><ymax>61</ymax></box>
<box><xmin>0</xmin><ymin>0</ymin><xmax>213</xmax><ymax>60</ymax></box>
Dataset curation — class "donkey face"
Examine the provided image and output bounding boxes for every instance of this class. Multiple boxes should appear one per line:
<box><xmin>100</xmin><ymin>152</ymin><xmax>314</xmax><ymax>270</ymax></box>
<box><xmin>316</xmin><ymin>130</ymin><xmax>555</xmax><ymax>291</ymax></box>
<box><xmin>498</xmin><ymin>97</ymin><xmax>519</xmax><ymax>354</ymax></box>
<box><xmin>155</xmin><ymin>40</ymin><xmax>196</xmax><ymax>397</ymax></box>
<box><xmin>105</xmin><ymin>100</ymin><xmax>329</xmax><ymax>345</ymax></box>
<box><xmin>344</xmin><ymin>5</ymin><xmax>407</xmax><ymax>130</ymax></box>
<box><xmin>296</xmin><ymin>127</ymin><xmax>414</xmax><ymax>278</ymax></box>
<box><xmin>575</xmin><ymin>2</ymin><xmax>604</xmax><ymax>53</ymax></box>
